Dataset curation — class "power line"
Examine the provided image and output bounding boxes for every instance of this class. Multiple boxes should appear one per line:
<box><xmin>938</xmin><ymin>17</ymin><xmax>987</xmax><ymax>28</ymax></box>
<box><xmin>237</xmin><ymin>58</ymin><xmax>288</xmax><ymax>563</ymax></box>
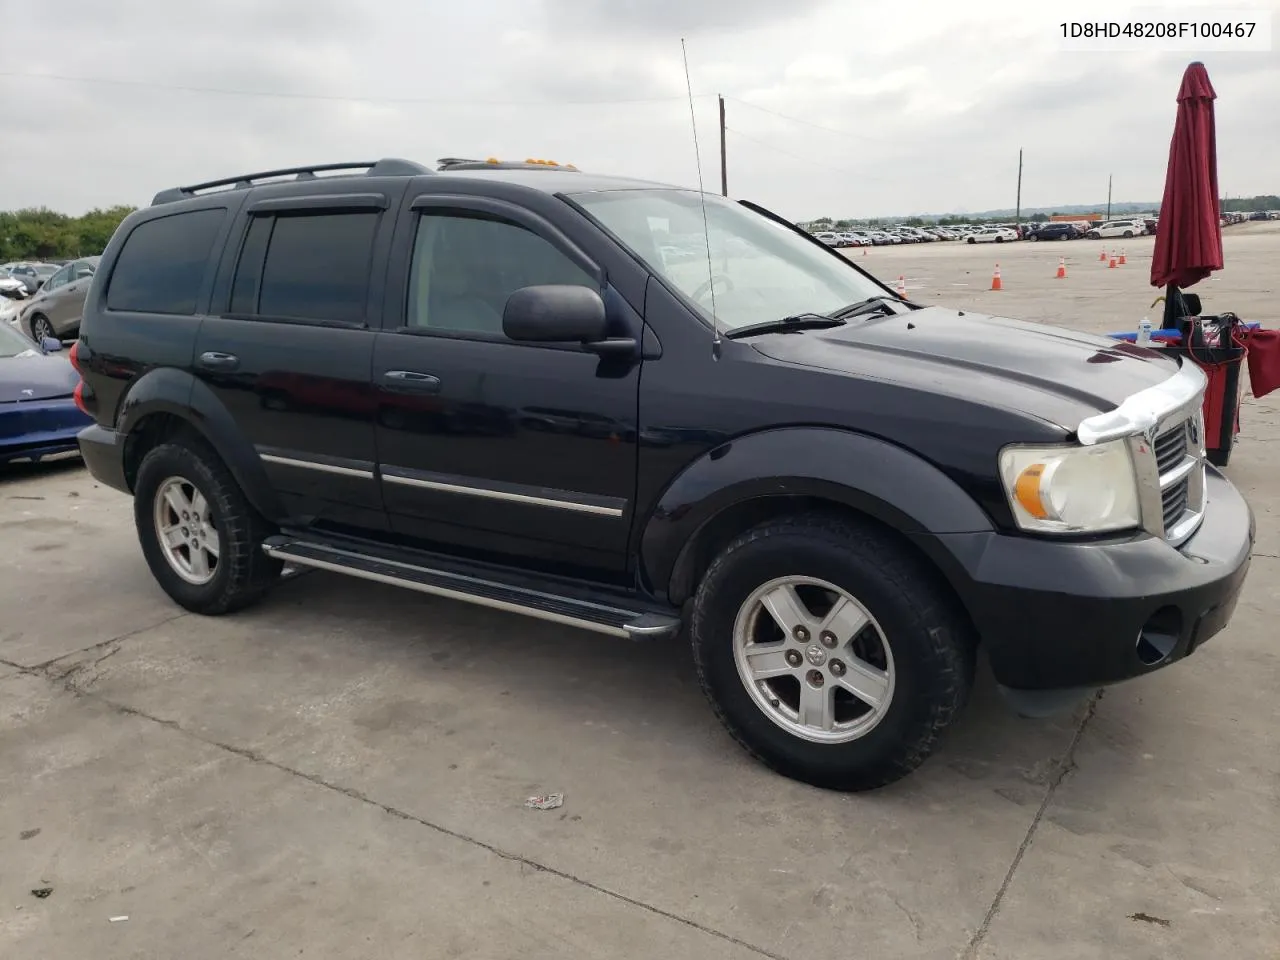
<box><xmin>723</xmin><ymin>96</ymin><xmax>888</xmax><ymax>144</ymax></box>
<box><xmin>0</xmin><ymin>70</ymin><xmax>713</xmax><ymax>107</ymax></box>
<box><xmin>724</xmin><ymin>127</ymin><xmax>889</xmax><ymax>182</ymax></box>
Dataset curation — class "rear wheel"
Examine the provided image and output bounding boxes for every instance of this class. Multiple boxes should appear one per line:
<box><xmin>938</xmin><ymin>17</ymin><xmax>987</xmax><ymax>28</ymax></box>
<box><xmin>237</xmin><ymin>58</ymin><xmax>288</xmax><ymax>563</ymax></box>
<box><xmin>691</xmin><ymin>513</ymin><xmax>975</xmax><ymax>791</ymax></box>
<box><xmin>1123</xmin><ymin>230</ymin><xmax>1134</xmax><ymax>238</ymax></box>
<box><xmin>134</xmin><ymin>440</ymin><xmax>281</xmax><ymax>615</ymax></box>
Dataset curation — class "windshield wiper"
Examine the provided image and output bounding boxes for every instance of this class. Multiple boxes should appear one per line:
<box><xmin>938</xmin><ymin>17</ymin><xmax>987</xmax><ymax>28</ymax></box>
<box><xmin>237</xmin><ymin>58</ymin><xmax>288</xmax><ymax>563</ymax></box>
<box><xmin>830</xmin><ymin>295</ymin><xmax>905</xmax><ymax>319</ymax></box>
<box><xmin>723</xmin><ymin>313</ymin><xmax>847</xmax><ymax>340</ymax></box>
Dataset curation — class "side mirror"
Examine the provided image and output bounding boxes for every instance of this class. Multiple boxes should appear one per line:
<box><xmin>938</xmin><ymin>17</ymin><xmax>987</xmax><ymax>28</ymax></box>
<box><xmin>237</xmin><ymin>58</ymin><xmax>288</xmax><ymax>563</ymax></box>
<box><xmin>503</xmin><ymin>285</ymin><xmax>608</xmax><ymax>343</ymax></box>
<box><xmin>41</xmin><ymin>336</ymin><xmax>63</xmax><ymax>353</ymax></box>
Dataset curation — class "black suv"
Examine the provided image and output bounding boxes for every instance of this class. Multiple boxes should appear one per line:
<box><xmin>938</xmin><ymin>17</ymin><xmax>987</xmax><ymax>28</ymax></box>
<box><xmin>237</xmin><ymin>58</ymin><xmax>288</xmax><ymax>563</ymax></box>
<box><xmin>73</xmin><ymin>157</ymin><xmax>1254</xmax><ymax>790</ymax></box>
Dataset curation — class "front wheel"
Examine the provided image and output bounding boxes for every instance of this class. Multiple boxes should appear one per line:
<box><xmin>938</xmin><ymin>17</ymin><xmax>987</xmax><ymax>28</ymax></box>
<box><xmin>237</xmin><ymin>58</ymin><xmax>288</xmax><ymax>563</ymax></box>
<box><xmin>134</xmin><ymin>440</ymin><xmax>282</xmax><ymax>615</ymax></box>
<box><xmin>967</xmin><ymin>237</ymin><xmax>975</xmax><ymax>244</ymax></box>
<box><xmin>691</xmin><ymin>513</ymin><xmax>975</xmax><ymax>791</ymax></box>
<box><xmin>29</xmin><ymin>314</ymin><xmax>55</xmax><ymax>342</ymax></box>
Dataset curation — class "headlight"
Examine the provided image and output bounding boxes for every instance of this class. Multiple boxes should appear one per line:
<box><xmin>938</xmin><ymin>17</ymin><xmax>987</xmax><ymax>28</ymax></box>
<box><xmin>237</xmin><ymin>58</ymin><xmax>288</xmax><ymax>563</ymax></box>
<box><xmin>999</xmin><ymin>439</ymin><xmax>1141</xmax><ymax>534</ymax></box>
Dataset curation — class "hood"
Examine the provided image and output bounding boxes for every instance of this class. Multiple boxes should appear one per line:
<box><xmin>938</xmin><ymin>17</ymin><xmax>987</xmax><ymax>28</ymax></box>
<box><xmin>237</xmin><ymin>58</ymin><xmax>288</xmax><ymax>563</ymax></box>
<box><xmin>750</xmin><ymin>306</ymin><xmax>1179</xmax><ymax>432</ymax></box>
<box><xmin>0</xmin><ymin>351</ymin><xmax>79</xmax><ymax>403</ymax></box>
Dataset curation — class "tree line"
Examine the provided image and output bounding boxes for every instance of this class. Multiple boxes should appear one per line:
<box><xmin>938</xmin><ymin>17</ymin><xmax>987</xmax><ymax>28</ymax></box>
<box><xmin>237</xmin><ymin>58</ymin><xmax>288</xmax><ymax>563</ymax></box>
<box><xmin>1</xmin><ymin>206</ymin><xmax>137</xmax><ymax>261</ymax></box>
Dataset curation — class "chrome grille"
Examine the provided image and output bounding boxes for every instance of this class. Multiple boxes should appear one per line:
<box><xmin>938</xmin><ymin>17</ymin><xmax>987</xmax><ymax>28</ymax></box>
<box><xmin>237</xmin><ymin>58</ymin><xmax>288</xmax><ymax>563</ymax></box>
<box><xmin>1161</xmin><ymin>476</ymin><xmax>1190</xmax><ymax>531</ymax></box>
<box><xmin>1154</xmin><ymin>424</ymin><xmax>1188</xmax><ymax>476</ymax></box>
<box><xmin>1150</xmin><ymin>411</ymin><xmax>1206</xmax><ymax>544</ymax></box>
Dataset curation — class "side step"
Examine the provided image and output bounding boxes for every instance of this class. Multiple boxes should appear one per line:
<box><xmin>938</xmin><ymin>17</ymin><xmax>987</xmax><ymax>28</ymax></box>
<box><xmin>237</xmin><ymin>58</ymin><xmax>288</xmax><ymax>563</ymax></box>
<box><xmin>262</xmin><ymin>537</ymin><xmax>681</xmax><ymax>640</ymax></box>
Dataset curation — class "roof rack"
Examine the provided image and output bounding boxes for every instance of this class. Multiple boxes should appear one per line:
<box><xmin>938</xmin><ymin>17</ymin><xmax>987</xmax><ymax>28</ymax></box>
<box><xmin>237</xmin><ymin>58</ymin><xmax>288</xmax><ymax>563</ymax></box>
<box><xmin>150</xmin><ymin>158</ymin><xmax>433</xmax><ymax>206</ymax></box>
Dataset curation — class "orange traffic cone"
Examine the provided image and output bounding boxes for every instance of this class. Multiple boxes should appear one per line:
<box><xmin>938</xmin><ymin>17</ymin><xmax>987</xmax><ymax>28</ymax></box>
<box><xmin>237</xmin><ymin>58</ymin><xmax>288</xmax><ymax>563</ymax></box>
<box><xmin>896</xmin><ymin>275</ymin><xmax>908</xmax><ymax>297</ymax></box>
<box><xmin>1108</xmin><ymin>254</ymin><xmax>1117</xmax><ymax>269</ymax></box>
<box><xmin>1056</xmin><ymin>257</ymin><xmax>1067</xmax><ymax>279</ymax></box>
<box><xmin>1118</xmin><ymin>248</ymin><xmax>1127</xmax><ymax>265</ymax></box>
<box><xmin>1099</xmin><ymin>247</ymin><xmax>1107</xmax><ymax>262</ymax></box>
<box><xmin>990</xmin><ymin>264</ymin><xmax>1002</xmax><ymax>291</ymax></box>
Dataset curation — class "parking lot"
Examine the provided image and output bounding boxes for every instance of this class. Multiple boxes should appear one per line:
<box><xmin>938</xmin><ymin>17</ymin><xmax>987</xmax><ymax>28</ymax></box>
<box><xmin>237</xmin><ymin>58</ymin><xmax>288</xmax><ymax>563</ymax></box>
<box><xmin>3</xmin><ymin>226</ymin><xmax>1278</xmax><ymax>960</ymax></box>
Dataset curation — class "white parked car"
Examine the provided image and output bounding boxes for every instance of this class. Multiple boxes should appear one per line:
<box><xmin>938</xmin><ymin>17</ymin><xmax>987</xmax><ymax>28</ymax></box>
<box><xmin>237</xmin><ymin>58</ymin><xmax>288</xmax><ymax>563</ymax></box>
<box><xmin>966</xmin><ymin>226</ymin><xmax>1019</xmax><ymax>244</ymax></box>
<box><xmin>1086</xmin><ymin>219</ymin><xmax>1145</xmax><ymax>240</ymax></box>
<box><xmin>814</xmin><ymin>232</ymin><xmax>841</xmax><ymax>247</ymax></box>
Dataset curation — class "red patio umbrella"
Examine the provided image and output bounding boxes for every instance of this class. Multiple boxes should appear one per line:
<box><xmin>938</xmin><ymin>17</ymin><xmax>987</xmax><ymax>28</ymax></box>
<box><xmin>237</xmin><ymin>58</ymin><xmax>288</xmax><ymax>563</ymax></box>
<box><xmin>1151</xmin><ymin>62</ymin><xmax>1223</xmax><ymax>315</ymax></box>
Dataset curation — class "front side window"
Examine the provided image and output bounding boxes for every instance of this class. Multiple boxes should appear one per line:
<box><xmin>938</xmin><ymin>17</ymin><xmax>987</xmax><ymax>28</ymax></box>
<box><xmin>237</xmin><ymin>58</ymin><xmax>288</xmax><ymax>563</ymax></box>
<box><xmin>44</xmin><ymin>265</ymin><xmax>70</xmax><ymax>291</ymax></box>
<box><xmin>230</xmin><ymin>211</ymin><xmax>378</xmax><ymax>324</ymax></box>
<box><xmin>405</xmin><ymin>210</ymin><xmax>595</xmax><ymax>336</ymax></box>
<box><xmin>107</xmin><ymin>209</ymin><xmax>224</xmax><ymax>315</ymax></box>
<box><xmin>572</xmin><ymin>189</ymin><xmax>884</xmax><ymax>333</ymax></box>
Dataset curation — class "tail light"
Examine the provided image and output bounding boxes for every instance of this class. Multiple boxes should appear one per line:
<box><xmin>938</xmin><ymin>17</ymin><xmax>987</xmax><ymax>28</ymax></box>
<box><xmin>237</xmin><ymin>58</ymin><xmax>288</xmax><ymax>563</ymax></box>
<box><xmin>73</xmin><ymin>381</ymin><xmax>90</xmax><ymax>415</ymax></box>
<box><xmin>68</xmin><ymin>340</ymin><xmax>82</xmax><ymax>373</ymax></box>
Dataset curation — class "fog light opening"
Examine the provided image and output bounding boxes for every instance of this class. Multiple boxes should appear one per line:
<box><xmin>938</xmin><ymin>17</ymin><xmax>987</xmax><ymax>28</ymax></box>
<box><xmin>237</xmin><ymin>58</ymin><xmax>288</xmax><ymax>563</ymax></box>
<box><xmin>1136</xmin><ymin>606</ymin><xmax>1183</xmax><ymax>666</ymax></box>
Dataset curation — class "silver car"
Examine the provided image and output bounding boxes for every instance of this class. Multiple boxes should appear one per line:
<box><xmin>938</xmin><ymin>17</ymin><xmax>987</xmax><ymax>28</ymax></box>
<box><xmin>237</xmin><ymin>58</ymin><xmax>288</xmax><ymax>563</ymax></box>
<box><xmin>20</xmin><ymin>256</ymin><xmax>99</xmax><ymax>342</ymax></box>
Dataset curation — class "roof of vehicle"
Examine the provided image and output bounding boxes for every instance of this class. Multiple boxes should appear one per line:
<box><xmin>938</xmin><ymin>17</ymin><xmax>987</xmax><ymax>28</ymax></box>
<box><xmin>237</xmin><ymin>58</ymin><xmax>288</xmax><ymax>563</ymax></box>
<box><xmin>150</xmin><ymin>157</ymin><xmax>684</xmax><ymax>206</ymax></box>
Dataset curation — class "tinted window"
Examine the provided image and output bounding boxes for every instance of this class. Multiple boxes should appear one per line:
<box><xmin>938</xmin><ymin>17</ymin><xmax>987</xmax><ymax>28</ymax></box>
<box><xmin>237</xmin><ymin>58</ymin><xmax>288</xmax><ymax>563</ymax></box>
<box><xmin>107</xmin><ymin>209</ymin><xmax>225</xmax><ymax>314</ymax></box>
<box><xmin>406</xmin><ymin>211</ymin><xmax>595</xmax><ymax>336</ymax></box>
<box><xmin>228</xmin><ymin>215</ymin><xmax>272</xmax><ymax>315</ymax></box>
<box><xmin>255</xmin><ymin>212</ymin><xmax>377</xmax><ymax>323</ymax></box>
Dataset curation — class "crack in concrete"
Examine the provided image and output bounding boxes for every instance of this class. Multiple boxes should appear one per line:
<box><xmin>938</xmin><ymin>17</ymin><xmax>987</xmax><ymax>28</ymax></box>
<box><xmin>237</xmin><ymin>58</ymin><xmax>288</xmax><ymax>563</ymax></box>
<box><xmin>959</xmin><ymin>690</ymin><xmax>1103</xmax><ymax>960</ymax></box>
<box><xmin>42</xmin><ymin>672</ymin><xmax>789</xmax><ymax>960</ymax></box>
<box><xmin>37</xmin><ymin>612</ymin><xmax>191</xmax><ymax>674</ymax></box>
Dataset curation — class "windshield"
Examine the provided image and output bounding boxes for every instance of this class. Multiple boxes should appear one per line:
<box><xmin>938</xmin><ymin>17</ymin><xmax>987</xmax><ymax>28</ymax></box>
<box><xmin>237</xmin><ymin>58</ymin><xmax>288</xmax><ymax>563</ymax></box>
<box><xmin>571</xmin><ymin>189</ymin><xmax>885</xmax><ymax>331</ymax></box>
<box><xmin>0</xmin><ymin>322</ymin><xmax>39</xmax><ymax>358</ymax></box>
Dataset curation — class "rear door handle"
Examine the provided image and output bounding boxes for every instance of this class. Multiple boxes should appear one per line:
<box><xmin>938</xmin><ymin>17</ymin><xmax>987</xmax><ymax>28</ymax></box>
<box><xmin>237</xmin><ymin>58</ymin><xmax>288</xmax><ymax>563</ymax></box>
<box><xmin>381</xmin><ymin>370</ymin><xmax>441</xmax><ymax>394</ymax></box>
<box><xmin>198</xmin><ymin>351</ymin><xmax>240</xmax><ymax>371</ymax></box>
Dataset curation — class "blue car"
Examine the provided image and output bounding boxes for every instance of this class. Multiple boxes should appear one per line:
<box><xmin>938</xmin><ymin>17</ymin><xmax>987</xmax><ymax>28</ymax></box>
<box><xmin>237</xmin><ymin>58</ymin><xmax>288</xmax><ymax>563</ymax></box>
<box><xmin>0</xmin><ymin>323</ymin><xmax>90</xmax><ymax>465</ymax></box>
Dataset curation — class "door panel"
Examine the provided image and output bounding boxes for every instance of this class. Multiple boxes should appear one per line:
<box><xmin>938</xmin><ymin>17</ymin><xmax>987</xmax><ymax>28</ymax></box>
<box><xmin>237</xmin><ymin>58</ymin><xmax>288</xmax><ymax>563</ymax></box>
<box><xmin>196</xmin><ymin>186</ymin><xmax>403</xmax><ymax>535</ymax></box>
<box><xmin>195</xmin><ymin>318</ymin><xmax>383</xmax><ymax>530</ymax></box>
<box><xmin>373</xmin><ymin>200</ymin><xmax>641</xmax><ymax>575</ymax></box>
<box><xmin>373</xmin><ymin>333</ymin><xmax>638</xmax><ymax>571</ymax></box>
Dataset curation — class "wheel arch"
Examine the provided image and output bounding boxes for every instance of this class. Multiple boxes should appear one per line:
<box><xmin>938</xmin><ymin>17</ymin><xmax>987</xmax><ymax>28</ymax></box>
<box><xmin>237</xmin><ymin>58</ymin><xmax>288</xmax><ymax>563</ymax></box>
<box><xmin>638</xmin><ymin>427</ymin><xmax>992</xmax><ymax>610</ymax></box>
<box><xmin>117</xmin><ymin>369</ymin><xmax>284</xmax><ymax>522</ymax></box>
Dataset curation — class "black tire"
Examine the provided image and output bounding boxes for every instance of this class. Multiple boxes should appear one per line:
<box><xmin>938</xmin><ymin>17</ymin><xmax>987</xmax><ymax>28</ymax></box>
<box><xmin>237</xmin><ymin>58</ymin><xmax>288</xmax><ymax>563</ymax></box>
<box><xmin>134</xmin><ymin>439</ymin><xmax>282</xmax><ymax>615</ymax></box>
<box><xmin>29</xmin><ymin>314</ymin><xmax>54</xmax><ymax>342</ymax></box>
<box><xmin>967</xmin><ymin>237</ymin><xmax>975</xmax><ymax>244</ymax></box>
<box><xmin>1028</xmin><ymin>234</ymin><xmax>1038</xmax><ymax>241</ymax></box>
<box><xmin>690</xmin><ymin>513</ymin><xmax>975</xmax><ymax>791</ymax></box>
<box><xmin>1123</xmin><ymin>230</ymin><xmax>1133</xmax><ymax>238</ymax></box>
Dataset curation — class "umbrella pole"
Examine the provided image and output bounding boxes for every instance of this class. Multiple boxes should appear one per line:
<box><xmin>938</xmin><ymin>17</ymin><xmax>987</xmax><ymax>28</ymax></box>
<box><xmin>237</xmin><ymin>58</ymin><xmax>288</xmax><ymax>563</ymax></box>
<box><xmin>1163</xmin><ymin>284</ymin><xmax>1182</xmax><ymax>330</ymax></box>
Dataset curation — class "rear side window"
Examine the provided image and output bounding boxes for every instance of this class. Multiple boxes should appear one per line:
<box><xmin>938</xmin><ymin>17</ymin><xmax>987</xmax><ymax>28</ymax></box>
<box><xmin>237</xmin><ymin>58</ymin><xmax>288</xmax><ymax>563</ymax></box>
<box><xmin>229</xmin><ymin>211</ymin><xmax>377</xmax><ymax>324</ymax></box>
<box><xmin>107</xmin><ymin>208</ymin><xmax>225</xmax><ymax>315</ymax></box>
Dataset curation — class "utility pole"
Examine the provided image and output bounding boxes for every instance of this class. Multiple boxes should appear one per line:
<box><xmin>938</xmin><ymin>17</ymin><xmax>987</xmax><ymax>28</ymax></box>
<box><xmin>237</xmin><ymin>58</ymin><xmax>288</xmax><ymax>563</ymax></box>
<box><xmin>718</xmin><ymin>95</ymin><xmax>728</xmax><ymax>197</ymax></box>
<box><xmin>1106</xmin><ymin>174</ymin><xmax>1112</xmax><ymax>220</ymax></box>
<box><xmin>1015</xmin><ymin>148</ymin><xmax>1023</xmax><ymax>234</ymax></box>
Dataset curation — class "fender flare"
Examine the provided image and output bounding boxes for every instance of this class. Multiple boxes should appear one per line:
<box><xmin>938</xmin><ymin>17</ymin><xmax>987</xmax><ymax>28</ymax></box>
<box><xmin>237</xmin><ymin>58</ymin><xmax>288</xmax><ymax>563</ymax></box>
<box><xmin>116</xmin><ymin>368</ymin><xmax>284</xmax><ymax>522</ymax></box>
<box><xmin>638</xmin><ymin>427</ymin><xmax>993</xmax><ymax>603</ymax></box>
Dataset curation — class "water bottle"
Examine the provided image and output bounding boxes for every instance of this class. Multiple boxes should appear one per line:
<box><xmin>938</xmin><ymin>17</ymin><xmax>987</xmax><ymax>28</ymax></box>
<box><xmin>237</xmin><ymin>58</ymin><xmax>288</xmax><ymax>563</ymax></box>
<box><xmin>1136</xmin><ymin>316</ymin><xmax>1153</xmax><ymax>346</ymax></box>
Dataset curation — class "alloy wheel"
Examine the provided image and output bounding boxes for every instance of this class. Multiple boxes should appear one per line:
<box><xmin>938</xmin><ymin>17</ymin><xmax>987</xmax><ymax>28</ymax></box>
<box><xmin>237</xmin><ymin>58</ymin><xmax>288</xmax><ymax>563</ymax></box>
<box><xmin>153</xmin><ymin>476</ymin><xmax>221</xmax><ymax>585</ymax></box>
<box><xmin>732</xmin><ymin>576</ymin><xmax>896</xmax><ymax>744</ymax></box>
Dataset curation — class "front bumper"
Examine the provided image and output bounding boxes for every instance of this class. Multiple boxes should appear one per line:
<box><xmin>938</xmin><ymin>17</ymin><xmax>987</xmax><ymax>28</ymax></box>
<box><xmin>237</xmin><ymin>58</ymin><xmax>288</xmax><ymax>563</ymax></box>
<box><xmin>0</xmin><ymin>398</ymin><xmax>91</xmax><ymax>465</ymax></box>
<box><xmin>932</xmin><ymin>466</ymin><xmax>1254</xmax><ymax>692</ymax></box>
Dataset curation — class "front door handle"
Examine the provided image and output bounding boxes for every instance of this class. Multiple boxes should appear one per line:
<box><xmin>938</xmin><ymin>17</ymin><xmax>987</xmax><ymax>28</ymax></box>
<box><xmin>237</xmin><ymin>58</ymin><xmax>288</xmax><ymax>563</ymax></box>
<box><xmin>198</xmin><ymin>351</ymin><xmax>240</xmax><ymax>371</ymax></box>
<box><xmin>381</xmin><ymin>370</ymin><xmax>441</xmax><ymax>394</ymax></box>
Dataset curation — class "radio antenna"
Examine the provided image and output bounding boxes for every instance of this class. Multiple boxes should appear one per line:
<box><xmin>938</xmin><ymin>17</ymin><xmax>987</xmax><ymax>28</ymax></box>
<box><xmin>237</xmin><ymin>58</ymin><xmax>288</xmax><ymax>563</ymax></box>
<box><xmin>680</xmin><ymin>38</ymin><xmax>722</xmax><ymax>358</ymax></box>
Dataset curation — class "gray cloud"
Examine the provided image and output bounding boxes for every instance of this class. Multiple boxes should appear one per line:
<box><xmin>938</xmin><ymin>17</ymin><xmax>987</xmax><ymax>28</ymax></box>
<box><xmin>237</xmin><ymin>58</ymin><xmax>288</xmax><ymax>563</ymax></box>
<box><xmin>541</xmin><ymin>0</ymin><xmax>832</xmax><ymax>35</ymax></box>
<box><xmin>2</xmin><ymin>0</ymin><xmax>1275</xmax><ymax>220</ymax></box>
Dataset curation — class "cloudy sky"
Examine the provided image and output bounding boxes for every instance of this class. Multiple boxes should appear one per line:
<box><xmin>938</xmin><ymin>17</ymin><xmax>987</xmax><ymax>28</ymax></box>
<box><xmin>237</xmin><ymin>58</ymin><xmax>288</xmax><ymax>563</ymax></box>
<box><xmin>4</xmin><ymin>0</ymin><xmax>1277</xmax><ymax>220</ymax></box>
